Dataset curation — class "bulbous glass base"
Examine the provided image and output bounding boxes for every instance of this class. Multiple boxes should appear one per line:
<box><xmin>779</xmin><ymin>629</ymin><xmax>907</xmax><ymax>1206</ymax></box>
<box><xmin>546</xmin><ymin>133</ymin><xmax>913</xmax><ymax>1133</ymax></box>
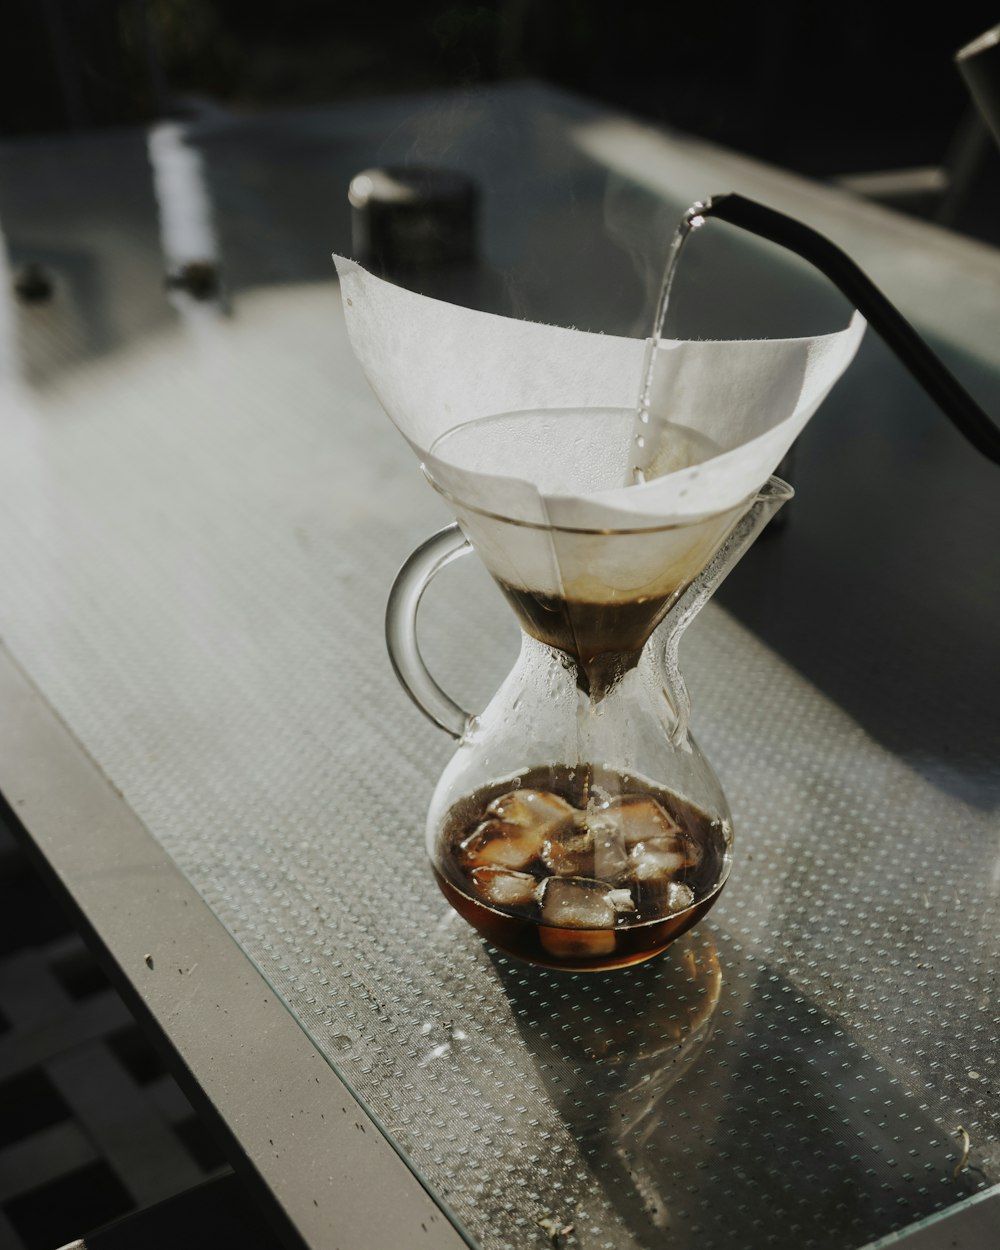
<box><xmin>435</xmin><ymin>866</ymin><xmax>727</xmax><ymax>971</ymax></box>
<box><xmin>426</xmin><ymin>644</ymin><xmax>734</xmax><ymax>969</ymax></box>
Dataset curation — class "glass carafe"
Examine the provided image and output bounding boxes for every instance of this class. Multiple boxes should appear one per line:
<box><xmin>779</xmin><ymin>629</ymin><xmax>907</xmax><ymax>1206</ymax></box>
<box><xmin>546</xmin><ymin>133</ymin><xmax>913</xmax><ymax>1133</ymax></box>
<box><xmin>386</xmin><ymin>463</ymin><xmax>792</xmax><ymax>971</ymax></box>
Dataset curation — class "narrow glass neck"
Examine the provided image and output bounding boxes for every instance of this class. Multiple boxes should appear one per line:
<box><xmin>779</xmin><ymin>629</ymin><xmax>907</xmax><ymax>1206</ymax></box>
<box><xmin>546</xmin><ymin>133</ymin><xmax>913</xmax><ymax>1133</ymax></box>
<box><xmin>536</xmin><ymin>634</ymin><xmax>645</xmax><ymax>701</ymax></box>
<box><xmin>495</xmin><ymin>580</ymin><xmax>681</xmax><ymax>686</ymax></box>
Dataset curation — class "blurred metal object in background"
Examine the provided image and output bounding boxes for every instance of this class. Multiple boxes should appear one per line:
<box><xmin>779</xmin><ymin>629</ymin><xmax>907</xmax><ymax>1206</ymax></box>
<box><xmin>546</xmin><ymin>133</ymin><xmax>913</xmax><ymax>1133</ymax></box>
<box><xmin>147</xmin><ymin>120</ymin><xmax>226</xmax><ymax>319</ymax></box>
<box><xmin>957</xmin><ymin>23</ymin><xmax>1000</xmax><ymax>151</ymax></box>
<box><xmin>348</xmin><ymin>167</ymin><xmax>478</xmax><ymax>277</ymax></box>
<box><xmin>834</xmin><ymin>22</ymin><xmax>1000</xmax><ymax>235</ymax></box>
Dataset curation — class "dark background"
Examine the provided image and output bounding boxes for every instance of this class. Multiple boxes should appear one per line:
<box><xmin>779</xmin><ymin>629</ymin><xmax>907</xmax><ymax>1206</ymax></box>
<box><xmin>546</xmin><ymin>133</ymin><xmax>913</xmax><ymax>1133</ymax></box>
<box><xmin>2</xmin><ymin>0</ymin><xmax>998</xmax><ymax>181</ymax></box>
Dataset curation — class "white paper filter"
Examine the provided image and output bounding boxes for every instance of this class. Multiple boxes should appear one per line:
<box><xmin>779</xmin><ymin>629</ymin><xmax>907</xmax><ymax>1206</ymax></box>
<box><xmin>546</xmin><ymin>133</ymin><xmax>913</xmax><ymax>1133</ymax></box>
<box><xmin>334</xmin><ymin>255</ymin><xmax>864</xmax><ymax>601</ymax></box>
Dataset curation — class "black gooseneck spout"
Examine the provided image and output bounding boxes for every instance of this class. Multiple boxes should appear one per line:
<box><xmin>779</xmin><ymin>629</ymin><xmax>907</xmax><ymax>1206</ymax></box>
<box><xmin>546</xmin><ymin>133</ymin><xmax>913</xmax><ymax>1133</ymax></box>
<box><xmin>698</xmin><ymin>193</ymin><xmax>1000</xmax><ymax>467</ymax></box>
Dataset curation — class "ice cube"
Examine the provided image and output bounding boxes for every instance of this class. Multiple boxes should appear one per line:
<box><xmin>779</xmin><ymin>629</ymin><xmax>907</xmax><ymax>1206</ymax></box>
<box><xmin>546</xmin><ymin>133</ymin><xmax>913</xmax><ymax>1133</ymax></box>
<box><xmin>541</xmin><ymin>820</ymin><xmax>628</xmax><ymax>883</ymax></box>
<box><xmin>459</xmin><ymin>789</ymin><xmax>573</xmax><ymax>872</ymax></box>
<box><xmin>539</xmin><ymin>876</ymin><xmax>616</xmax><ymax>927</ymax></box>
<box><xmin>607</xmin><ymin>887</ymin><xmax>637</xmax><ymax>914</ymax></box>
<box><xmin>539</xmin><ymin>926</ymin><xmax>616</xmax><ymax>959</ymax></box>
<box><xmin>469</xmin><ymin>866</ymin><xmax>539</xmax><ymax>909</ymax></box>
<box><xmin>538</xmin><ymin>877</ymin><xmax>617</xmax><ymax>960</ymax></box>
<box><xmin>595</xmin><ymin>794</ymin><xmax>681</xmax><ymax>848</ymax></box>
<box><xmin>664</xmin><ymin>881</ymin><xmax>695</xmax><ymax>912</ymax></box>
<box><xmin>458</xmin><ymin>819</ymin><xmax>544</xmax><ymax>871</ymax></box>
<box><xmin>628</xmin><ymin>839</ymin><xmax>688</xmax><ymax>881</ymax></box>
<box><xmin>629</xmin><ymin>839</ymin><xmax>698</xmax><ymax>915</ymax></box>
<box><xmin>487</xmin><ymin>789</ymin><xmax>573</xmax><ymax>833</ymax></box>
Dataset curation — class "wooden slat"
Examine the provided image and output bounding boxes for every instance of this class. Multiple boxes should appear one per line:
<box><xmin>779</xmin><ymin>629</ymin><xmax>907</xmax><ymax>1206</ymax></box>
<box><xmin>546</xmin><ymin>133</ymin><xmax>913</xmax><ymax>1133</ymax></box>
<box><xmin>0</xmin><ymin>1121</ymin><xmax>96</xmax><ymax>1202</ymax></box>
<box><xmin>47</xmin><ymin>1043</ymin><xmax>206</xmax><ymax>1208</ymax></box>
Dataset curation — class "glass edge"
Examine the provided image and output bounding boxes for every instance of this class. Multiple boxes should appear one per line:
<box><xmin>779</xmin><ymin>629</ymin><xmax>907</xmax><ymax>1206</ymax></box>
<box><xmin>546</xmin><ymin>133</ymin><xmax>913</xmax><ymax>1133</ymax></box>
<box><xmin>855</xmin><ymin>1183</ymin><xmax>1000</xmax><ymax>1250</ymax></box>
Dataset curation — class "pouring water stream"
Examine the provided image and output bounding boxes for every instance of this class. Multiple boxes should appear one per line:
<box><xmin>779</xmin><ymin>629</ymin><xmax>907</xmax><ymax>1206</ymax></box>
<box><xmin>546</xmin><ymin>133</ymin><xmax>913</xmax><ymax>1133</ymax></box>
<box><xmin>630</xmin><ymin>201</ymin><xmax>708</xmax><ymax>485</ymax></box>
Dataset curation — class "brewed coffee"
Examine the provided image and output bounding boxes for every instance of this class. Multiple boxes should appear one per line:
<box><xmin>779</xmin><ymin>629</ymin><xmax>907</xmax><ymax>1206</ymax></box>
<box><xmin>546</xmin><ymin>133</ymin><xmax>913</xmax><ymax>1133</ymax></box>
<box><xmin>434</xmin><ymin>766</ymin><xmax>729</xmax><ymax>971</ymax></box>
<box><xmin>495</xmin><ymin>581</ymin><xmax>676</xmax><ymax>667</ymax></box>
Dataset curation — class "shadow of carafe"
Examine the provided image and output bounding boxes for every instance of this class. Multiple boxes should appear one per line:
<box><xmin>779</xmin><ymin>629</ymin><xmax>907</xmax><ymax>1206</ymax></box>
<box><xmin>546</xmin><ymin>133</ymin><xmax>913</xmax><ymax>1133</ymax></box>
<box><xmin>486</xmin><ymin>930</ymin><xmax>722</xmax><ymax>1237</ymax></box>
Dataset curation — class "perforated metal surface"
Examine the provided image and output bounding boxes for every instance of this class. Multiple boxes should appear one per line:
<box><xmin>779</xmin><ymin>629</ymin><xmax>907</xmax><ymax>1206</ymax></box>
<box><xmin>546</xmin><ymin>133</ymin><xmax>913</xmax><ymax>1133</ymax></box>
<box><xmin>0</xmin><ymin>87</ymin><xmax>998</xmax><ymax>1249</ymax></box>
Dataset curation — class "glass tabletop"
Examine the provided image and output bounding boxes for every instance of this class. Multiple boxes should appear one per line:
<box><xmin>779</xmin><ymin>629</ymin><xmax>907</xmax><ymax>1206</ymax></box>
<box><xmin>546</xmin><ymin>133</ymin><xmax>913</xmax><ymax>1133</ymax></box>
<box><xmin>0</xmin><ymin>84</ymin><xmax>997</xmax><ymax>1249</ymax></box>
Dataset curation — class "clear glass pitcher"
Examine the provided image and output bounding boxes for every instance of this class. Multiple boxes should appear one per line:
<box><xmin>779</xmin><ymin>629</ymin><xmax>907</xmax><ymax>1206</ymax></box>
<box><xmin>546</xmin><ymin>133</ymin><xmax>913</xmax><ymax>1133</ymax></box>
<box><xmin>386</xmin><ymin>438</ymin><xmax>792</xmax><ymax>971</ymax></box>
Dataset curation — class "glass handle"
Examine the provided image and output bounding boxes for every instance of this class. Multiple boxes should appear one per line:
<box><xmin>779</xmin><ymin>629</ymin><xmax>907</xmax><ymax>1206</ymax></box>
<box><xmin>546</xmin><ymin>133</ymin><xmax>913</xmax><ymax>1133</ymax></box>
<box><xmin>385</xmin><ymin>524</ymin><xmax>474</xmax><ymax>740</ymax></box>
